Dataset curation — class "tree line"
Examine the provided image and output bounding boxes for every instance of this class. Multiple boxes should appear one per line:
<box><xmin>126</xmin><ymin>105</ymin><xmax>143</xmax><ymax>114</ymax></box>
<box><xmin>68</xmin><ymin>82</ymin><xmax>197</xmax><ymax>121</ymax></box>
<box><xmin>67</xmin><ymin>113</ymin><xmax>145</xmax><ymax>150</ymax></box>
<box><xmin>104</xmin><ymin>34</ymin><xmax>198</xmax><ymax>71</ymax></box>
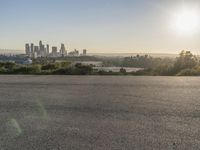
<box><xmin>0</xmin><ymin>50</ymin><xmax>199</xmax><ymax>76</ymax></box>
<box><xmin>137</xmin><ymin>50</ymin><xmax>200</xmax><ymax>76</ymax></box>
<box><xmin>0</xmin><ymin>62</ymin><xmax>93</xmax><ymax>75</ymax></box>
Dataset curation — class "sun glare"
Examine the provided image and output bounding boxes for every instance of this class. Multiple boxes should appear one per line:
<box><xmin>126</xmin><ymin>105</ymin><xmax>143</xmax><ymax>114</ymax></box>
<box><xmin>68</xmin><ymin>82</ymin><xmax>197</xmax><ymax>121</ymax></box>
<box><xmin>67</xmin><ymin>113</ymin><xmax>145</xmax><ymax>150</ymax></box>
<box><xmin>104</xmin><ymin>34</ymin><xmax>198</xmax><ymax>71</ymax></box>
<box><xmin>172</xmin><ymin>8</ymin><xmax>200</xmax><ymax>35</ymax></box>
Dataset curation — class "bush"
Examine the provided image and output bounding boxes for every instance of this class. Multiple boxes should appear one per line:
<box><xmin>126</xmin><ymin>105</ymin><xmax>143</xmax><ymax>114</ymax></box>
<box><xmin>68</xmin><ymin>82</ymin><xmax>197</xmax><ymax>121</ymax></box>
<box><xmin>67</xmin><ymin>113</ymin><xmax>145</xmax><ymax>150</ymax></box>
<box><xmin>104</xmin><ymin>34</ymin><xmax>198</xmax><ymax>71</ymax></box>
<box><xmin>14</xmin><ymin>65</ymin><xmax>41</xmax><ymax>74</ymax></box>
<box><xmin>0</xmin><ymin>62</ymin><xmax>16</xmax><ymax>73</ymax></box>
<box><xmin>41</xmin><ymin>63</ymin><xmax>59</xmax><ymax>70</ymax></box>
<box><xmin>30</xmin><ymin>65</ymin><xmax>41</xmax><ymax>74</ymax></box>
<box><xmin>53</xmin><ymin>67</ymin><xmax>74</xmax><ymax>75</ymax></box>
<box><xmin>74</xmin><ymin>63</ymin><xmax>93</xmax><ymax>75</ymax></box>
<box><xmin>0</xmin><ymin>67</ymin><xmax>6</xmax><ymax>74</ymax></box>
<box><xmin>60</xmin><ymin>62</ymin><xmax>71</xmax><ymax>68</ymax></box>
<box><xmin>153</xmin><ymin>64</ymin><xmax>174</xmax><ymax>76</ymax></box>
<box><xmin>176</xmin><ymin>69</ymin><xmax>199</xmax><ymax>76</ymax></box>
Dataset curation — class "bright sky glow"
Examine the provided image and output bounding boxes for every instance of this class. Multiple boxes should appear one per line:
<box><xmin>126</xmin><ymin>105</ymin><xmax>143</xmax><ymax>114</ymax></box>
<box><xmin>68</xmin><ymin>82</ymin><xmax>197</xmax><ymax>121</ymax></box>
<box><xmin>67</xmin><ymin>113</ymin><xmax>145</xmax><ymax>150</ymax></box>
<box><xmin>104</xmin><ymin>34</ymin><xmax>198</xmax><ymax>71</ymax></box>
<box><xmin>0</xmin><ymin>0</ymin><xmax>200</xmax><ymax>54</ymax></box>
<box><xmin>172</xmin><ymin>7</ymin><xmax>200</xmax><ymax>35</ymax></box>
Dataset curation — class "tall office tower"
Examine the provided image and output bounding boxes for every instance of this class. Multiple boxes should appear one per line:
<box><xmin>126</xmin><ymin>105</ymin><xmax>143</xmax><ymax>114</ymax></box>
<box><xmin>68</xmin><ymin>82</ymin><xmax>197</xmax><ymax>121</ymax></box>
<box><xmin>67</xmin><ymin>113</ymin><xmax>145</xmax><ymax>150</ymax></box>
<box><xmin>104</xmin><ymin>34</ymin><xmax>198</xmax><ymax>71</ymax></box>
<box><xmin>83</xmin><ymin>49</ymin><xmax>87</xmax><ymax>56</ymax></box>
<box><xmin>60</xmin><ymin>43</ymin><xmax>66</xmax><ymax>56</ymax></box>
<box><xmin>25</xmin><ymin>44</ymin><xmax>30</xmax><ymax>56</ymax></box>
<box><xmin>52</xmin><ymin>46</ymin><xmax>58</xmax><ymax>57</ymax></box>
<box><xmin>39</xmin><ymin>40</ymin><xmax>42</xmax><ymax>53</ymax></box>
<box><xmin>34</xmin><ymin>46</ymin><xmax>39</xmax><ymax>55</ymax></box>
<box><xmin>41</xmin><ymin>45</ymin><xmax>45</xmax><ymax>57</ymax></box>
<box><xmin>33</xmin><ymin>52</ymin><xmax>38</xmax><ymax>58</ymax></box>
<box><xmin>39</xmin><ymin>40</ymin><xmax>42</xmax><ymax>47</ymax></box>
<box><xmin>34</xmin><ymin>46</ymin><xmax>39</xmax><ymax>52</ymax></box>
<box><xmin>30</xmin><ymin>43</ymin><xmax>34</xmax><ymax>56</ymax></box>
<box><xmin>46</xmin><ymin>44</ymin><xmax>49</xmax><ymax>55</ymax></box>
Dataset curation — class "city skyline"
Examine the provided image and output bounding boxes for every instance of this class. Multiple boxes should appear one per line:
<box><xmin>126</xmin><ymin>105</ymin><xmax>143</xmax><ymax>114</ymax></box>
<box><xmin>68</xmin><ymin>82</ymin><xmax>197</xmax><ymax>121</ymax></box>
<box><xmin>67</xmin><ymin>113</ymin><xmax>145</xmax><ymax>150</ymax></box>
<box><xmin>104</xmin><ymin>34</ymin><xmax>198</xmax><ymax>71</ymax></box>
<box><xmin>25</xmin><ymin>40</ymin><xmax>87</xmax><ymax>58</ymax></box>
<box><xmin>1</xmin><ymin>0</ymin><xmax>200</xmax><ymax>54</ymax></box>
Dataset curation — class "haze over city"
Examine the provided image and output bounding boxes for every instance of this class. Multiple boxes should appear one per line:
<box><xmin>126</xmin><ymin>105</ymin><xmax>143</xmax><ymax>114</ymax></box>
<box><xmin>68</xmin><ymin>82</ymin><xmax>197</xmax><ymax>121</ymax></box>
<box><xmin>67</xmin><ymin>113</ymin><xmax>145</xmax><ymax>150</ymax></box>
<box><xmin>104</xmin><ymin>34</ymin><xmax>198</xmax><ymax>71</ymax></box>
<box><xmin>1</xmin><ymin>0</ymin><xmax>200</xmax><ymax>54</ymax></box>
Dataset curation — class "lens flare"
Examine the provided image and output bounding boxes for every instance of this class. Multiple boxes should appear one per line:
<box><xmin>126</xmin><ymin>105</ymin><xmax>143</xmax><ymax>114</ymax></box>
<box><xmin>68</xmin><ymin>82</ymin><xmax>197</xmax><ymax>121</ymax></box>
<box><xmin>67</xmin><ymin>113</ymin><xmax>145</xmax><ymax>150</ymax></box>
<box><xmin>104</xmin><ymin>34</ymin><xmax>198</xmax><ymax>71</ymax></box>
<box><xmin>172</xmin><ymin>7</ymin><xmax>200</xmax><ymax>34</ymax></box>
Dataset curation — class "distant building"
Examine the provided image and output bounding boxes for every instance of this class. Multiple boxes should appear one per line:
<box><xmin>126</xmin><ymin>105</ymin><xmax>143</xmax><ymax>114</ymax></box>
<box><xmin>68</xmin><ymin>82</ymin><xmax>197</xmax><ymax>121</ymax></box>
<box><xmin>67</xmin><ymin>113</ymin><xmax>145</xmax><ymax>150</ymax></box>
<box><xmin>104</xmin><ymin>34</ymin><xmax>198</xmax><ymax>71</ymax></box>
<box><xmin>33</xmin><ymin>52</ymin><xmax>38</xmax><ymax>58</ymax></box>
<box><xmin>25</xmin><ymin>44</ymin><xmax>30</xmax><ymax>57</ymax></box>
<box><xmin>25</xmin><ymin>40</ymin><xmax>52</xmax><ymax>57</ymax></box>
<box><xmin>38</xmin><ymin>40</ymin><xmax>45</xmax><ymax>56</ymax></box>
<box><xmin>46</xmin><ymin>44</ymin><xmax>49</xmax><ymax>55</ymax></box>
<box><xmin>34</xmin><ymin>46</ymin><xmax>39</xmax><ymax>53</ymax></box>
<box><xmin>25</xmin><ymin>40</ymin><xmax>87</xmax><ymax>58</ymax></box>
<box><xmin>40</xmin><ymin>45</ymin><xmax>45</xmax><ymax>57</ymax></box>
<box><xmin>52</xmin><ymin>46</ymin><xmax>58</xmax><ymax>57</ymax></box>
<box><xmin>83</xmin><ymin>49</ymin><xmax>87</xmax><ymax>56</ymax></box>
<box><xmin>30</xmin><ymin>43</ymin><xmax>34</xmax><ymax>56</ymax></box>
<box><xmin>60</xmin><ymin>43</ymin><xmax>66</xmax><ymax>57</ymax></box>
<box><xmin>39</xmin><ymin>41</ymin><xmax>43</xmax><ymax>50</ymax></box>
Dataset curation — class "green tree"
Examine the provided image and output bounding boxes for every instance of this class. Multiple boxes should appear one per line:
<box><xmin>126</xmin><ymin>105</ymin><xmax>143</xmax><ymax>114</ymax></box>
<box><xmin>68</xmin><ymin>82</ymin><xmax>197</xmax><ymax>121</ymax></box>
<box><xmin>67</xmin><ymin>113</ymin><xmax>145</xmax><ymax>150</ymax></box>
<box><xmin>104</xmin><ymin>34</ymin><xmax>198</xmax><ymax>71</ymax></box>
<box><xmin>173</xmin><ymin>50</ymin><xmax>197</xmax><ymax>72</ymax></box>
<box><xmin>41</xmin><ymin>63</ymin><xmax>60</xmax><ymax>71</ymax></box>
<box><xmin>60</xmin><ymin>61</ymin><xmax>71</xmax><ymax>68</ymax></box>
<box><xmin>74</xmin><ymin>63</ymin><xmax>93</xmax><ymax>75</ymax></box>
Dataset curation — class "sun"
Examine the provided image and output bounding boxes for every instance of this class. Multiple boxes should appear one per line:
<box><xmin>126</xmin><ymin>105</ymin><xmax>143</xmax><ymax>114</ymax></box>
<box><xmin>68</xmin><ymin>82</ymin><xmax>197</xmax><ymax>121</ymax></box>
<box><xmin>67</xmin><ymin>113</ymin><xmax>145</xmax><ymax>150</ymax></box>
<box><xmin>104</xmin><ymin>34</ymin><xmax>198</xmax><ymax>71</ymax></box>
<box><xmin>172</xmin><ymin>8</ymin><xmax>200</xmax><ymax>34</ymax></box>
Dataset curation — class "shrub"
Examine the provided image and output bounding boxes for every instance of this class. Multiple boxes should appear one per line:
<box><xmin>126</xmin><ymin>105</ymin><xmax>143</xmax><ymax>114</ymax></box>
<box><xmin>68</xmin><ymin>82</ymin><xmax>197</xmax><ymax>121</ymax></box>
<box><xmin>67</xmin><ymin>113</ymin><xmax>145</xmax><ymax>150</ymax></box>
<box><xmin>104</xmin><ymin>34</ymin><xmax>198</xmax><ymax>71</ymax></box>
<box><xmin>14</xmin><ymin>65</ymin><xmax>41</xmax><ymax>74</ymax></box>
<box><xmin>176</xmin><ymin>69</ymin><xmax>199</xmax><ymax>76</ymax></box>
<box><xmin>74</xmin><ymin>63</ymin><xmax>93</xmax><ymax>75</ymax></box>
<box><xmin>41</xmin><ymin>63</ymin><xmax>59</xmax><ymax>70</ymax></box>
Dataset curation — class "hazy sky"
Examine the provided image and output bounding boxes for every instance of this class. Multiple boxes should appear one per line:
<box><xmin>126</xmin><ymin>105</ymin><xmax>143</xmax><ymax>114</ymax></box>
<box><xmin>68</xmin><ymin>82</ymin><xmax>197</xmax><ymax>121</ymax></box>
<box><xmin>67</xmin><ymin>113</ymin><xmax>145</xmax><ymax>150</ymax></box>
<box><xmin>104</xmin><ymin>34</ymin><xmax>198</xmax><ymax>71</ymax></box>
<box><xmin>0</xmin><ymin>0</ymin><xmax>200</xmax><ymax>54</ymax></box>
